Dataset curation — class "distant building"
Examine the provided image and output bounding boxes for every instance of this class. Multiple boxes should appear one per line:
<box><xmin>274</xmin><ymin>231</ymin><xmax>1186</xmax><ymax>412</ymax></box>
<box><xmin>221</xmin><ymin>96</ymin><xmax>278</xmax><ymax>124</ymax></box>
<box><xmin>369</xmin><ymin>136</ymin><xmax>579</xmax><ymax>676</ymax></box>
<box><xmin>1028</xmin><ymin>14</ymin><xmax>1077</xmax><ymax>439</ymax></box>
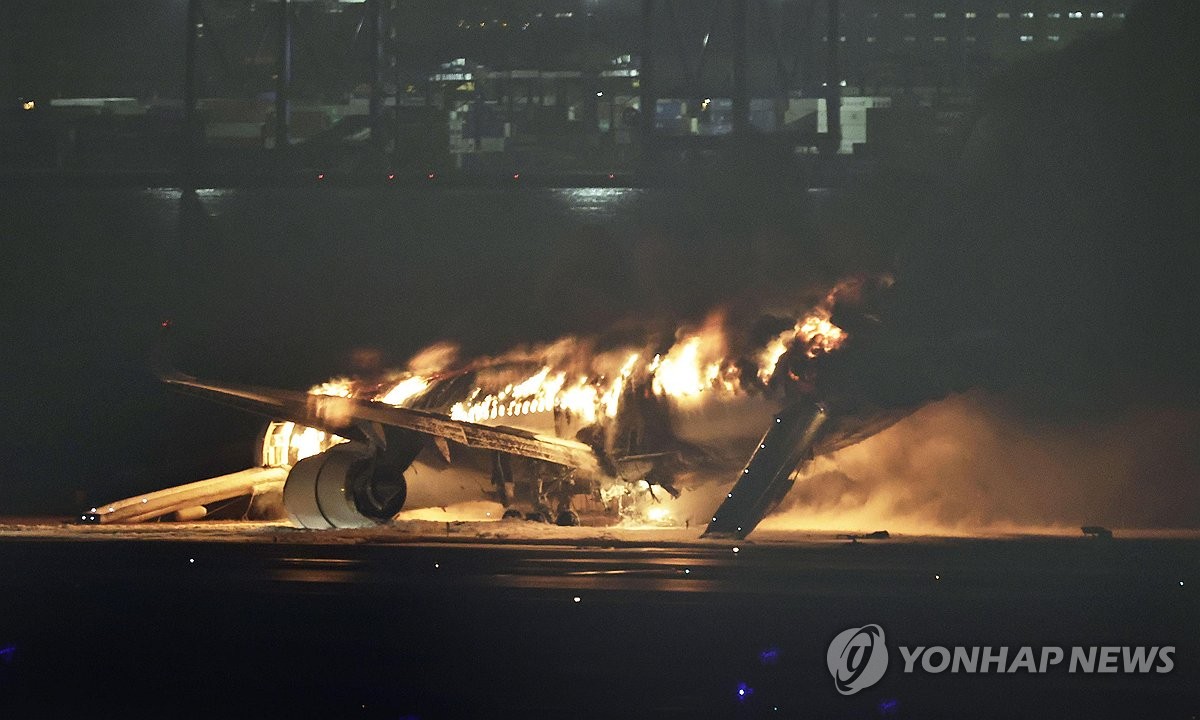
<box><xmin>812</xmin><ymin>0</ymin><xmax>1132</xmax><ymax>94</ymax></box>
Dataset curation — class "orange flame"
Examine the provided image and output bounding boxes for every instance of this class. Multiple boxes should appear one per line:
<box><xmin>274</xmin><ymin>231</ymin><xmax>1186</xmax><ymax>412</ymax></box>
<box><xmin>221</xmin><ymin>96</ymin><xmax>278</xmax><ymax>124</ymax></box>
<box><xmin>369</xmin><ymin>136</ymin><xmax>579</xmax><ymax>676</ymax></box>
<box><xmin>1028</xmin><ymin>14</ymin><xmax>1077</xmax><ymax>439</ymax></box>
<box><xmin>308</xmin><ymin>288</ymin><xmax>852</xmax><ymax>426</ymax></box>
<box><xmin>758</xmin><ymin>306</ymin><xmax>847</xmax><ymax>383</ymax></box>
<box><xmin>649</xmin><ymin>315</ymin><xmax>729</xmax><ymax>399</ymax></box>
<box><xmin>261</xmin><ymin>420</ymin><xmax>346</xmax><ymax>467</ymax></box>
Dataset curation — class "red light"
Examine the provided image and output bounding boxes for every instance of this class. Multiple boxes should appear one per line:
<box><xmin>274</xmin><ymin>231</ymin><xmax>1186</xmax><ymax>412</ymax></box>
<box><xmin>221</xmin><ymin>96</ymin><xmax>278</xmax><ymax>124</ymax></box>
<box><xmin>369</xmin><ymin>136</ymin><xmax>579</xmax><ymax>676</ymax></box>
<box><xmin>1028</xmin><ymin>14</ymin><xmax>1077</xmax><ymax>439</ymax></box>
<box><xmin>427</xmin><ymin>172</ymin><xmax>436</xmax><ymax>180</ymax></box>
<box><xmin>160</xmin><ymin>320</ymin><xmax>172</xmax><ymax>329</ymax></box>
<box><xmin>512</xmin><ymin>173</ymin><xmax>520</xmax><ymax>180</ymax></box>
<box><xmin>608</xmin><ymin>173</ymin><xmax>615</xmax><ymax>180</ymax></box>
<box><xmin>316</xmin><ymin>173</ymin><xmax>325</xmax><ymax>181</ymax></box>
<box><xmin>387</xmin><ymin>173</ymin><xmax>395</xmax><ymax>181</ymax></box>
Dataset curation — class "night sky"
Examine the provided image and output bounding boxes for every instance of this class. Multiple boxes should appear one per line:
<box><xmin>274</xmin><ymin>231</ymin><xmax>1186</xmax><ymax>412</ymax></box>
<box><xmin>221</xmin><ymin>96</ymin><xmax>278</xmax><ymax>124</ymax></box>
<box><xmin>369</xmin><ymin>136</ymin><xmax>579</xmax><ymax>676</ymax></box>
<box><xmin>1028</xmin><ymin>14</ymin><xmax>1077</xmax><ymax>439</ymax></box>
<box><xmin>3</xmin><ymin>2</ymin><xmax>188</xmax><ymax>99</ymax></box>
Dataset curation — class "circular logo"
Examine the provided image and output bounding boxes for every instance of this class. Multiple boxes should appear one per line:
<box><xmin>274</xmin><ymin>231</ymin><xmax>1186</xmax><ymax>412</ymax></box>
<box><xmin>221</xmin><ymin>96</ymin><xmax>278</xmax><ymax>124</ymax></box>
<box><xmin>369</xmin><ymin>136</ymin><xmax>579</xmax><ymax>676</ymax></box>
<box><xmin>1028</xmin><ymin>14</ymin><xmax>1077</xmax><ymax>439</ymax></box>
<box><xmin>827</xmin><ymin>624</ymin><xmax>889</xmax><ymax>695</ymax></box>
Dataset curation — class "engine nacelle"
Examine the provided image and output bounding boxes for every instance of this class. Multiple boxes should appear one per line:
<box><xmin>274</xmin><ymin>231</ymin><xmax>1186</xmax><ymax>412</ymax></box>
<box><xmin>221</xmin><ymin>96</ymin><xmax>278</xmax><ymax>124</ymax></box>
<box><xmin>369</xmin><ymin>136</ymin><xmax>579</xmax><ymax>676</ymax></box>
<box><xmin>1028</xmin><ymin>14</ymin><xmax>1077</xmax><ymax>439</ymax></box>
<box><xmin>282</xmin><ymin>443</ymin><xmax>408</xmax><ymax>529</ymax></box>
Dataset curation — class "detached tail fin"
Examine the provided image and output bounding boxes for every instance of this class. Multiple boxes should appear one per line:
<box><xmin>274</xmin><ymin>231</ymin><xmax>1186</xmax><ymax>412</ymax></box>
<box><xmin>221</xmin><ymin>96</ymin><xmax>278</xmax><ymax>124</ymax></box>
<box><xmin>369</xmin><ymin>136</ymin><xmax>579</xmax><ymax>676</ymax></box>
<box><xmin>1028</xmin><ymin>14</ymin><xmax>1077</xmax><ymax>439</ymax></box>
<box><xmin>702</xmin><ymin>402</ymin><xmax>828</xmax><ymax>539</ymax></box>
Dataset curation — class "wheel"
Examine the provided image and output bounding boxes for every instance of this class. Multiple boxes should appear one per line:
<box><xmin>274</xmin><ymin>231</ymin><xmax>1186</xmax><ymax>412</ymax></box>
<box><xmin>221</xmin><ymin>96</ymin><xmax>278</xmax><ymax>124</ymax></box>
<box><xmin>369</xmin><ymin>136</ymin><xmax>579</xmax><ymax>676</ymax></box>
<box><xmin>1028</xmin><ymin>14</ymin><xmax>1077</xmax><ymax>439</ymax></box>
<box><xmin>524</xmin><ymin>511</ymin><xmax>551</xmax><ymax>523</ymax></box>
<box><xmin>501</xmin><ymin>508</ymin><xmax>524</xmax><ymax>520</ymax></box>
<box><xmin>555</xmin><ymin>510</ymin><xmax>580</xmax><ymax>527</ymax></box>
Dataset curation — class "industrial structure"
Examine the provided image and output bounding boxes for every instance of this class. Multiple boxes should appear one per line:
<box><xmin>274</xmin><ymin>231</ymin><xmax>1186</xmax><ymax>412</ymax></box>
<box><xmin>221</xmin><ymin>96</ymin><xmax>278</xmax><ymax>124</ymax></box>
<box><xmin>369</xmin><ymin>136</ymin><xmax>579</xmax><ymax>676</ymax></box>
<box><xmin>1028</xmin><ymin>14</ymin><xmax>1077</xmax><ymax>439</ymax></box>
<box><xmin>3</xmin><ymin>0</ymin><xmax>1133</xmax><ymax>178</ymax></box>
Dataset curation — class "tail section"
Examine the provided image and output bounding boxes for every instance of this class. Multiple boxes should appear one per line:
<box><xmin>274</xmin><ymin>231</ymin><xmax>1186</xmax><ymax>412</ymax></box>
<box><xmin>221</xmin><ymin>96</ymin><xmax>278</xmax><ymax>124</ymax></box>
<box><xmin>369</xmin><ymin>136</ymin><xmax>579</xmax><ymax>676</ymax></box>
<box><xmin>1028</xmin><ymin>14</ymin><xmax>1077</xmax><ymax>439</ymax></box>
<box><xmin>703</xmin><ymin>402</ymin><xmax>828</xmax><ymax>539</ymax></box>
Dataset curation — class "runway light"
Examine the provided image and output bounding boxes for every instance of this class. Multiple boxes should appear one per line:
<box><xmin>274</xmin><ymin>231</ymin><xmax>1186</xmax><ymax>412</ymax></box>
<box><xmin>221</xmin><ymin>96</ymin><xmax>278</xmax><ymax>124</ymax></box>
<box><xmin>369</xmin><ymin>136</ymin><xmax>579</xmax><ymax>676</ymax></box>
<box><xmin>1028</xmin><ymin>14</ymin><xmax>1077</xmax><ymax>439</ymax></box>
<box><xmin>189</xmin><ymin>558</ymin><xmax>195</xmax><ymax>564</ymax></box>
<box><xmin>573</xmin><ymin>596</ymin><xmax>581</xmax><ymax>603</ymax></box>
<box><xmin>434</xmin><ymin>563</ymin><xmax>440</xmax><ymax>569</ymax></box>
<box><xmin>684</xmin><ymin>568</ymin><xmax>690</xmax><ymax>574</ymax></box>
<box><xmin>141</xmin><ymin>498</ymin><xmax>148</xmax><ymax>504</ymax></box>
<box><xmin>728</xmin><ymin>493</ymin><xmax>733</xmax><ymax>498</ymax></box>
<box><xmin>1180</xmin><ymin>581</ymin><xmax>1184</xmax><ymax>586</ymax></box>
<box><xmin>934</xmin><ymin>574</ymin><xmax>940</xmax><ymax>580</ymax></box>
<box><xmin>22</xmin><ymin>100</ymin><xmax>35</xmax><ymax>111</ymax></box>
<box><xmin>732</xmin><ymin>546</ymin><xmax>740</xmax><ymax>553</ymax></box>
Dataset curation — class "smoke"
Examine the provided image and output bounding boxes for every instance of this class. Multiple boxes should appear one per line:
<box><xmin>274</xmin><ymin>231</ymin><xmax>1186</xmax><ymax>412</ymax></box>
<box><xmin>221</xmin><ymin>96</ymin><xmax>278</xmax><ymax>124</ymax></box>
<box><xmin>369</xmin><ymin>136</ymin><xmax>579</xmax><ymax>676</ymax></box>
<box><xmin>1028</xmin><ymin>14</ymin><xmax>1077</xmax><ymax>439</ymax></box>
<box><xmin>376</xmin><ymin>385</ymin><xmax>1200</xmax><ymax>536</ymax></box>
<box><xmin>395</xmin><ymin>500</ymin><xmax>505</xmax><ymax>523</ymax></box>
<box><xmin>776</xmin><ymin>7</ymin><xmax>1200</xmax><ymax>537</ymax></box>
<box><xmin>405</xmin><ymin>342</ymin><xmax>460</xmax><ymax>376</ymax></box>
<box><xmin>760</xmin><ymin>391</ymin><xmax>1200</xmax><ymax>535</ymax></box>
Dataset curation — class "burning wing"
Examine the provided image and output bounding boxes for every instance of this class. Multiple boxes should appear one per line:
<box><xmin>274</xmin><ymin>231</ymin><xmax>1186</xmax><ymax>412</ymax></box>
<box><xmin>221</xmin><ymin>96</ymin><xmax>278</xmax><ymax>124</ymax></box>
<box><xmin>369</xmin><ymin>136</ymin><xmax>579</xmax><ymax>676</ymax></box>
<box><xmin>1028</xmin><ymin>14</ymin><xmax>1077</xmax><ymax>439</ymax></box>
<box><xmin>75</xmin><ymin>368</ymin><xmax>608</xmax><ymax>527</ymax></box>
<box><xmin>160</xmin><ymin>369</ymin><xmax>602</xmax><ymax>474</ymax></box>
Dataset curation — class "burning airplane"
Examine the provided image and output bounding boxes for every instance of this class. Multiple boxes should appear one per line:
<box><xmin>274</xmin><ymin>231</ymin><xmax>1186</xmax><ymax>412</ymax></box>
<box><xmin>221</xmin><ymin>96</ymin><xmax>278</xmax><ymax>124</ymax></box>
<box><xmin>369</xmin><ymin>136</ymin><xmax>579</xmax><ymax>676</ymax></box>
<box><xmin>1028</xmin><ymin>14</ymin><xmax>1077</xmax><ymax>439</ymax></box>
<box><xmin>84</xmin><ymin>275</ymin><xmax>955</xmax><ymax>539</ymax></box>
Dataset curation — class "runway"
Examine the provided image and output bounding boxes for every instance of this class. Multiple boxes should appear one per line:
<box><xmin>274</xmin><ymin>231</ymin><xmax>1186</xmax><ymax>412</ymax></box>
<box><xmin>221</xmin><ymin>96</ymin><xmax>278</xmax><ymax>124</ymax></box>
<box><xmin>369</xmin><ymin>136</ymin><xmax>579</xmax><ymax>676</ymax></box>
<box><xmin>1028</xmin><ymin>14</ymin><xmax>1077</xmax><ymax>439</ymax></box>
<box><xmin>0</xmin><ymin>526</ymin><xmax>1196</xmax><ymax>718</ymax></box>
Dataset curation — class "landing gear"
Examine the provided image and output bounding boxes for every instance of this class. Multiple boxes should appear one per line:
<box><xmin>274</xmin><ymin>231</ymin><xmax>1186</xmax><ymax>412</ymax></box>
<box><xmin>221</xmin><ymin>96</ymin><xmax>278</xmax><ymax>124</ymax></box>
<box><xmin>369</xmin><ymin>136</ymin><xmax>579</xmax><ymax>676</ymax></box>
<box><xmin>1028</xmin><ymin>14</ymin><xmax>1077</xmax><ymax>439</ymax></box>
<box><xmin>555</xmin><ymin>510</ymin><xmax>580</xmax><ymax>527</ymax></box>
<box><xmin>525</xmin><ymin>503</ymin><xmax>554</xmax><ymax>523</ymax></box>
<box><xmin>501</xmin><ymin>508</ymin><xmax>524</xmax><ymax>520</ymax></box>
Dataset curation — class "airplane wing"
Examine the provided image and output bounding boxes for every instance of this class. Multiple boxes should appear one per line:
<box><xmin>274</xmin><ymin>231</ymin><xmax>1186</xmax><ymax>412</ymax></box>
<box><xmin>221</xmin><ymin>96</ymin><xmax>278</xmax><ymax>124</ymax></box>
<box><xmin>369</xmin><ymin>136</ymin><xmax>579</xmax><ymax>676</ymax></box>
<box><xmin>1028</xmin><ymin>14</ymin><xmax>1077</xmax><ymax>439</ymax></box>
<box><xmin>159</xmin><ymin>370</ymin><xmax>602</xmax><ymax>475</ymax></box>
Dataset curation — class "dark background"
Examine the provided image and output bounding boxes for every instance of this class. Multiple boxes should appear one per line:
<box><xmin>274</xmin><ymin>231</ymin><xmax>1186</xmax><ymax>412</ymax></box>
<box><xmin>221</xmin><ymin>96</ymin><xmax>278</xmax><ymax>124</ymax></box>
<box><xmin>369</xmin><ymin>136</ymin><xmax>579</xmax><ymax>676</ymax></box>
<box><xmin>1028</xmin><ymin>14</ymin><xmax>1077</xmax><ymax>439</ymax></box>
<box><xmin>1</xmin><ymin>2</ymin><xmax>1198</xmax><ymax>523</ymax></box>
<box><xmin>0</xmin><ymin>5</ymin><xmax>1198</xmax><ymax>720</ymax></box>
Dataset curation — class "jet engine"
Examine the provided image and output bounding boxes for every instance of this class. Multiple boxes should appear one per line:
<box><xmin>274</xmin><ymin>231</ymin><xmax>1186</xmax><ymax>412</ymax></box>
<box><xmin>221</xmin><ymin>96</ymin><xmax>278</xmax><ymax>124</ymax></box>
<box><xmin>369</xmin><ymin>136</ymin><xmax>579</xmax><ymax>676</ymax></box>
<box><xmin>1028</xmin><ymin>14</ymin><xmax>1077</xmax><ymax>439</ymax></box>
<box><xmin>281</xmin><ymin>442</ymin><xmax>409</xmax><ymax>529</ymax></box>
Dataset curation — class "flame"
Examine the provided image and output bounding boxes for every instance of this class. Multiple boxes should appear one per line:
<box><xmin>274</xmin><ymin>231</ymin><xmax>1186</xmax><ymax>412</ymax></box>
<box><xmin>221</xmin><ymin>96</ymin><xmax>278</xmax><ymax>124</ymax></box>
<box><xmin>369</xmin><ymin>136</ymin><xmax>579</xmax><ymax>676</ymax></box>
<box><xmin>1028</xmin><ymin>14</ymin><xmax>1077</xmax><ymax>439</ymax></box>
<box><xmin>405</xmin><ymin>342</ymin><xmax>458</xmax><ymax>375</ymax></box>
<box><xmin>310</xmin><ymin>378</ymin><xmax>355</xmax><ymax>397</ymax></box>
<box><xmin>450</xmin><ymin>367</ymin><xmax>564</xmax><ymax>423</ymax></box>
<box><xmin>758</xmin><ymin>307</ymin><xmax>847</xmax><ymax>383</ymax></box>
<box><xmin>440</xmin><ymin>321</ymin><xmax>735</xmax><ymax>426</ymax></box>
<box><xmin>651</xmin><ymin>338</ymin><xmax>708</xmax><ymax>397</ymax></box>
<box><xmin>797</xmin><ymin>309</ymin><xmax>847</xmax><ymax>357</ymax></box>
<box><xmin>282</xmin><ymin>281</ymin><xmax>865</xmax><ymax>527</ymax></box>
<box><xmin>599</xmin><ymin>353</ymin><xmax>640</xmax><ymax>418</ymax></box>
<box><xmin>645</xmin><ymin>505</ymin><xmax>671</xmax><ymax>522</ymax></box>
<box><xmin>558</xmin><ymin>377</ymin><xmax>601</xmax><ymax>423</ymax></box>
<box><xmin>306</xmin><ymin>284</ymin><xmax>854</xmax><ymax>430</ymax></box>
<box><xmin>377</xmin><ymin>374</ymin><xmax>431</xmax><ymax>406</ymax></box>
<box><xmin>650</xmin><ymin>315</ymin><xmax>730</xmax><ymax>399</ymax></box>
<box><xmin>261</xmin><ymin>420</ymin><xmax>346</xmax><ymax>467</ymax></box>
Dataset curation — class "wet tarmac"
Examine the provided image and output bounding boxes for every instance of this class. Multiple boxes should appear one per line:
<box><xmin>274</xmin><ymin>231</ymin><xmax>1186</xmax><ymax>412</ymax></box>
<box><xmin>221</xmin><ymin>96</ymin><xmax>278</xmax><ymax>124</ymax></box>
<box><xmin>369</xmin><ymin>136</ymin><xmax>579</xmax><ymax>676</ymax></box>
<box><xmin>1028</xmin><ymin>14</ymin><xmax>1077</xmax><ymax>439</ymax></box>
<box><xmin>0</xmin><ymin>529</ymin><xmax>1196</xmax><ymax>718</ymax></box>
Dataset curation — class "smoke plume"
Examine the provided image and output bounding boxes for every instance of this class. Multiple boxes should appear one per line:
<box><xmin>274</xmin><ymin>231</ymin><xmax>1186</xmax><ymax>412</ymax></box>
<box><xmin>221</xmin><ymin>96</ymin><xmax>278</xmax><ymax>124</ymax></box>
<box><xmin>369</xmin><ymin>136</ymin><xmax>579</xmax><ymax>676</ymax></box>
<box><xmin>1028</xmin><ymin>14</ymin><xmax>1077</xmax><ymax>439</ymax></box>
<box><xmin>762</xmin><ymin>391</ymin><xmax>1200</xmax><ymax>535</ymax></box>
